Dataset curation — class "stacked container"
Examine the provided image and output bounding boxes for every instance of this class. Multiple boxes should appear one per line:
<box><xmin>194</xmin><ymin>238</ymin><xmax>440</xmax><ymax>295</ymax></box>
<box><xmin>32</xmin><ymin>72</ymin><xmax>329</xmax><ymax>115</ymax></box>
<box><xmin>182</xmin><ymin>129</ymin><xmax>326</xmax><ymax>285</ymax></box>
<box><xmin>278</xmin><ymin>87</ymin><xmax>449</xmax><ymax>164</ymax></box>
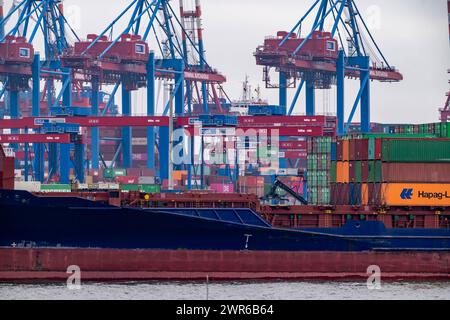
<box><xmin>330</xmin><ymin>136</ymin><xmax>450</xmax><ymax>206</ymax></box>
<box><xmin>307</xmin><ymin>137</ymin><xmax>335</xmax><ymax>205</ymax></box>
<box><xmin>238</xmin><ymin>176</ymin><xmax>265</xmax><ymax>197</ymax></box>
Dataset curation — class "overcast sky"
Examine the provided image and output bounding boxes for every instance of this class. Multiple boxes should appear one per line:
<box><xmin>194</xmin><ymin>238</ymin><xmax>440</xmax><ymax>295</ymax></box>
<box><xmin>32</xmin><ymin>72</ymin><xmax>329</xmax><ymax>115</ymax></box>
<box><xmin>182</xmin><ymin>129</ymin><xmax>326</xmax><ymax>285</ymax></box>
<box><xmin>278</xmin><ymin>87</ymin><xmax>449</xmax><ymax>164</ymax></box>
<box><xmin>7</xmin><ymin>0</ymin><xmax>449</xmax><ymax>124</ymax></box>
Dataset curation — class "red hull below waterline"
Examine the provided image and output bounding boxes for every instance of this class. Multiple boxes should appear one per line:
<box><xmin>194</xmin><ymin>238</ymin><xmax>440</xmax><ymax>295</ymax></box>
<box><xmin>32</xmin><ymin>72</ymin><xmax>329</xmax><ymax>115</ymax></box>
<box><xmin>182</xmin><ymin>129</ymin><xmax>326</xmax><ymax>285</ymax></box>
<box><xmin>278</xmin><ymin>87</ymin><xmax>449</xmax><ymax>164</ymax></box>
<box><xmin>0</xmin><ymin>248</ymin><xmax>449</xmax><ymax>281</ymax></box>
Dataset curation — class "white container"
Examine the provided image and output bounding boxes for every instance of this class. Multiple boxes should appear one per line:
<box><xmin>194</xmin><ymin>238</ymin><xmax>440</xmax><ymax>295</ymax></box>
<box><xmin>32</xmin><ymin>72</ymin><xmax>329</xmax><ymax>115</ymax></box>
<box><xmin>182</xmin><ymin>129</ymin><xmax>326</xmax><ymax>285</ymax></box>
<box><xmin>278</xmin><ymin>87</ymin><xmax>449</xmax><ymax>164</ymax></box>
<box><xmin>15</xmin><ymin>181</ymin><xmax>41</xmax><ymax>192</ymax></box>
<box><xmin>138</xmin><ymin>176</ymin><xmax>155</xmax><ymax>184</ymax></box>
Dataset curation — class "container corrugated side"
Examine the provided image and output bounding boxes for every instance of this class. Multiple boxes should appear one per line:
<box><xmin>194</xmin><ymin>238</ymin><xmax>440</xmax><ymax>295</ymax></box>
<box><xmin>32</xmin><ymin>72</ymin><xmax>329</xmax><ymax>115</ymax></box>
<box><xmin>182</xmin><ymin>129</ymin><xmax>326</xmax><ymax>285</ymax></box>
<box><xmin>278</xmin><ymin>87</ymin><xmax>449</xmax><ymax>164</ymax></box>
<box><xmin>381</xmin><ymin>139</ymin><xmax>450</xmax><ymax>163</ymax></box>
<box><xmin>381</xmin><ymin>163</ymin><xmax>450</xmax><ymax>183</ymax></box>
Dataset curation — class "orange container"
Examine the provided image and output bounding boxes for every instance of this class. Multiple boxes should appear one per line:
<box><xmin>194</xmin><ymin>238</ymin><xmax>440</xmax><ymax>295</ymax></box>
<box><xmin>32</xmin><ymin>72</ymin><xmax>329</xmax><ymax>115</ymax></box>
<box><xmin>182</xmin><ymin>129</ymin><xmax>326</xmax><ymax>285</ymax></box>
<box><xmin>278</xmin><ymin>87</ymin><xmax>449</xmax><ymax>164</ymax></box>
<box><xmin>361</xmin><ymin>183</ymin><xmax>369</xmax><ymax>205</ymax></box>
<box><xmin>336</xmin><ymin>162</ymin><xmax>350</xmax><ymax>183</ymax></box>
<box><xmin>342</xmin><ymin>162</ymin><xmax>350</xmax><ymax>183</ymax></box>
<box><xmin>173</xmin><ymin>170</ymin><xmax>188</xmax><ymax>181</ymax></box>
<box><xmin>381</xmin><ymin>183</ymin><xmax>450</xmax><ymax>206</ymax></box>
<box><xmin>336</xmin><ymin>162</ymin><xmax>343</xmax><ymax>183</ymax></box>
<box><xmin>342</xmin><ymin>140</ymin><xmax>349</xmax><ymax>161</ymax></box>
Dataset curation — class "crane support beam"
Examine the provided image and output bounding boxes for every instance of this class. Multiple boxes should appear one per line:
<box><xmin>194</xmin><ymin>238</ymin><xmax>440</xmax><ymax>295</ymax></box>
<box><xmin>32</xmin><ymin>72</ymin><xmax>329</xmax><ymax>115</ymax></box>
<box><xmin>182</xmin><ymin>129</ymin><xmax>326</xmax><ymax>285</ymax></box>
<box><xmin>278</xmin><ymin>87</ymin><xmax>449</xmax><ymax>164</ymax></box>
<box><xmin>0</xmin><ymin>116</ymin><xmax>169</xmax><ymax>129</ymax></box>
<box><xmin>0</xmin><ymin>134</ymin><xmax>73</xmax><ymax>144</ymax></box>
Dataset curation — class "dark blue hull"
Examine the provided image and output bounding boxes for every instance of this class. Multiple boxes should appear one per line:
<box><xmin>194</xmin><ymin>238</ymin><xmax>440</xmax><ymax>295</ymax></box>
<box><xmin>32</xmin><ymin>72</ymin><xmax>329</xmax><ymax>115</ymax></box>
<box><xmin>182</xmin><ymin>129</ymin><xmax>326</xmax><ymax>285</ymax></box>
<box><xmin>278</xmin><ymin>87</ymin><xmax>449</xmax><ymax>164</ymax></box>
<box><xmin>0</xmin><ymin>190</ymin><xmax>449</xmax><ymax>251</ymax></box>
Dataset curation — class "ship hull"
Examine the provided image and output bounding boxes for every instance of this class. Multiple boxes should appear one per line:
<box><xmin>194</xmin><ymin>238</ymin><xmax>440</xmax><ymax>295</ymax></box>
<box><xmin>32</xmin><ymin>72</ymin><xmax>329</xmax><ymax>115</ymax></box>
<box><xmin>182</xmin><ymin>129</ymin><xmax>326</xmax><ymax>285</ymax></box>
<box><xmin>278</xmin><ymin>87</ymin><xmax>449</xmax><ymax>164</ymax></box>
<box><xmin>1</xmin><ymin>248</ymin><xmax>449</xmax><ymax>281</ymax></box>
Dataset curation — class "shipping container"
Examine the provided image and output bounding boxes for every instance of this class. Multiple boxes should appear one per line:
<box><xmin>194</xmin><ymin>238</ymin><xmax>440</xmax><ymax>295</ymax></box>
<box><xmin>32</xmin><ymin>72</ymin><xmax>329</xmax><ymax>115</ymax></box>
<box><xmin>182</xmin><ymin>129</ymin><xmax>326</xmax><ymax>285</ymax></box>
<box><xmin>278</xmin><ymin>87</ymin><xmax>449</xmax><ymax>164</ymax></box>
<box><xmin>342</xmin><ymin>140</ymin><xmax>349</xmax><ymax>161</ymax></box>
<box><xmin>15</xmin><ymin>181</ymin><xmax>41</xmax><ymax>192</ymax></box>
<box><xmin>103</xmin><ymin>168</ymin><xmax>127</xmax><ymax>179</ymax></box>
<box><xmin>381</xmin><ymin>163</ymin><xmax>450</xmax><ymax>183</ymax></box>
<box><xmin>381</xmin><ymin>183</ymin><xmax>450</xmax><ymax>206</ymax></box>
<box><xmin>120</xmin><ymin>184</ymin><xmax>140</xmax><ymax>192</ymax></box>
<box><xmin>40</xmin><ymin>184</ymin><xmax>71</xmax><ymax>192</ymax></box>
<box><xmin>116</xmin><ymin>176</ymin><xmax>139</xmax><ymax>184</ymax></box>
<box><xmin>140</xmin><ymin>184</ymin><xmax>161</xmax><ymax>193</ymax></box>
<box><xmin>381</xmin><ymin>139</ymin><xmax>450</xmax><ymax>163</ymax></box>
<box><xmin>210</xmin><ymin>183</ymin><xmax>235</xmax><ymax>193</ymax></box>
<box><xmin>138</xmin><ymin>176</ymin><xmax>156</xmax><ymax>184</ymax></box>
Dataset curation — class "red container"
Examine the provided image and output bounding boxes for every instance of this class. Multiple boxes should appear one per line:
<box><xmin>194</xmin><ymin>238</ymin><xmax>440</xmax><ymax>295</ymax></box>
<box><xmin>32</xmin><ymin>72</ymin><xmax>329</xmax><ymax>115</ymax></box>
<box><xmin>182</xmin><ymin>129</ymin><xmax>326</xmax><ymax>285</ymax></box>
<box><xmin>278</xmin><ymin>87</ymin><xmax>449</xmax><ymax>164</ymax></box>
<box><xmin>210</xmin><ymin>183</ymin><xmax>235</xmax><ymax>193</ymax></box>
<box><xmin>361</xmin><ymin>161</ymin><xmax>369</xmax><ymax>182</ymax></box>
<box><xmin>349</xmin><ymin>161</ymin><xmax>356</xmax><ymax>183</ymax></box>
<box><xmin>381</xmin><ymin>163</ymin><xmax>450</xmax><ymax>183</ymax></box>
<box><xmin>356</xmin><ymin>139</ymin><xmax>369</xmax><ymax>160</ymax></box>
<box><xmin>239</xmin><ymin>176</ymin><xmax>265</xmax><ymax>187</ymax></box>
<box><xmin>208</xmin><ymin>176</ymin><xmax>232</xmax><ymax>185</ymax></box>
<box><xmin>330</xmin><ymin>183</ymin><xmax>350</xmax><ymax>205</ymax></box>
<box><xmin>374</xmin><ymin>138</ymin><xmax>382</xmax><ymax>160</ymax></box>
<box><xmin>279</xmin><ymin>141</ymin><xmax>307</xmax><ymax>150</ymax></box>
<box><xmin>349</xmin><ymin>139</ymin><xmax>357</xmax><ymax>160</ymax></box>
<box><xmin>284</xmin><ymin>151</ymin><xmax>307</xmax><ymax>159</ymax></box>
<box><xmin>126</xmin><ymin>168</ymin><xmax>141</xmax><ymax>176</ymax></box>
<box><xmin>141</xmin><ymin>168</ymin><xmax>156</xmax><ymax>176</ymax></box>
<box><xmin>116</xmin><ymin>176</ymin><xmax>139</xmax><ymax>184</ymax></box>
<box><xmin>336</xmin><ymin>140</ymin><xmax>343</xmax><ymax>161</ymax></box>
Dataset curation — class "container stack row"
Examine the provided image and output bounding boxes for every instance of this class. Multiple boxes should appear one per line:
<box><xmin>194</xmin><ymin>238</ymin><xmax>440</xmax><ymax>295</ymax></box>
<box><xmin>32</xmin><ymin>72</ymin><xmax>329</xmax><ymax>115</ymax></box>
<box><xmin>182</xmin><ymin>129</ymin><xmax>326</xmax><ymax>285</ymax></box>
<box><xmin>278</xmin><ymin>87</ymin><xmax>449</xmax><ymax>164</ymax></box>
<box><xmin>307</xmin><ymin>136</ymin><xmax>336</xmax><ymax>205</ymax></box>
<box><xmin>330</xmin><ymin>136</ymin><xmax>450</xmax><ymax>206</ymax></box>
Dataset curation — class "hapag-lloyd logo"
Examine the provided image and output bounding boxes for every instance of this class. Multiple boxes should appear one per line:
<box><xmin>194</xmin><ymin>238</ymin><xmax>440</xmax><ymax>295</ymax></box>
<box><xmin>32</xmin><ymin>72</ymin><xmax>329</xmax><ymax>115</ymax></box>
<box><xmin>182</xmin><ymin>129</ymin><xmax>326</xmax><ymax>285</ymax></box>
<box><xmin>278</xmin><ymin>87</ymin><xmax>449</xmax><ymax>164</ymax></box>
<box><xmin>400</xmin><ymin>188</ymin><xmax>413</xmax><ymax>200</ymax></box>
<box><xmin>401</xmin><ymin>188</ymin><xmax>450</xmax><ymax>200</ymax></box>
<box><xmin>418</xmin><ymin>191</ymin><xmax>450</xmax><ymax>200</ymax></box>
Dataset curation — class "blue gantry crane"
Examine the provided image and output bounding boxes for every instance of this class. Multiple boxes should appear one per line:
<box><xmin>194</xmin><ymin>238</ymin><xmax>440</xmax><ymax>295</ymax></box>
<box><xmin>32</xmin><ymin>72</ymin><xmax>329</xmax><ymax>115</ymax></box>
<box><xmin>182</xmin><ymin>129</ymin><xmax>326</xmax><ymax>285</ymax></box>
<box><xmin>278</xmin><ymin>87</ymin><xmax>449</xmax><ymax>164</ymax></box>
<box><xmin>255</xmin><ymin>0</ymin><xmax>403</xmax><ymax>134</ymax></box>
<box><xmin>0</xmin><ymin>0</ymin><xmax>86</xmax><ymax>183</ymax></box>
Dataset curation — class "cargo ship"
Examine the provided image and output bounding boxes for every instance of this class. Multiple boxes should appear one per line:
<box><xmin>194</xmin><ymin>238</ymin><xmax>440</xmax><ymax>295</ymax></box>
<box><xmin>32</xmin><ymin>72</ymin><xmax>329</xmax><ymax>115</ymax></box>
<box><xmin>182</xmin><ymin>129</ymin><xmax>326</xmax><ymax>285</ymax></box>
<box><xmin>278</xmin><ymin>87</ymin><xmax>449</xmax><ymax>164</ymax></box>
<box><xmin>1</xmin><ymin>140</ymin><xmax>450</xmax><ymax>281</ymax></box>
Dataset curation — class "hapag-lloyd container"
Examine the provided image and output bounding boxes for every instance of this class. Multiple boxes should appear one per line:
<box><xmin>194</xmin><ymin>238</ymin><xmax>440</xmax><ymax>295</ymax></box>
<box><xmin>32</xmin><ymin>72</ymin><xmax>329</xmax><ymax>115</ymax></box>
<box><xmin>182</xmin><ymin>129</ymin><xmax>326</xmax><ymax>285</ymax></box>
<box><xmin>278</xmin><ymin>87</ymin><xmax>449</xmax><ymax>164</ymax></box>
<box><xmin>381</xmin><ymin>183</ymin><xmax>450</xmax><ymax>206</ymax></box>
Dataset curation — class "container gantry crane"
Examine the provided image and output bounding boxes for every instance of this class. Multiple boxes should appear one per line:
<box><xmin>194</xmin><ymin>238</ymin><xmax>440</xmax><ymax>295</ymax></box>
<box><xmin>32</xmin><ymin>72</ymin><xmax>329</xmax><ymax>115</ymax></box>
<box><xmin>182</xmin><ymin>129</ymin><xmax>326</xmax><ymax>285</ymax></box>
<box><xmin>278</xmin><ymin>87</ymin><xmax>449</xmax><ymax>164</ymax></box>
<box><xmin>60</xmin><ymin>0</ymin><xmax>227</xmax><ymax>184</ymax></box>
<box><xmin>254</xmin><ymin>0</ymin><xmax>403</xmax><ymax>134</ymax></box>
<box><xmin>0</xmin><ymin>0</ymin><xmax>86</xmax><ymax>183</ymax></box>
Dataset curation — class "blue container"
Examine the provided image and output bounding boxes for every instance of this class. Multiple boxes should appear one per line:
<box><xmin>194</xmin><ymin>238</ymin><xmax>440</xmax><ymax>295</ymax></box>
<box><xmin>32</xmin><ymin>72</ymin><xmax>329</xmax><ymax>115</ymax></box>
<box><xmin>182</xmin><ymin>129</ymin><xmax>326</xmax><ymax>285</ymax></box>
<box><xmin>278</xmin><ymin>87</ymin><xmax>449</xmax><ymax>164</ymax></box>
<box><xmin>349</xmin><ymin>183</ymin><xmax>362</xmax><ymax>206</ymax></box>
<box><xmin>198</xmin><ymin>114</ymin><xmax>237</xmax><ymax>126</ymax></box>
<box><xmin>330</xmin><ymin>142</ymin><xmax>337</xmax><ymax>161</ymax></box>
<box><xmin>248</xmin><ymin>105</ymin><xmax>286</xmax><ymax>116</ymax></box>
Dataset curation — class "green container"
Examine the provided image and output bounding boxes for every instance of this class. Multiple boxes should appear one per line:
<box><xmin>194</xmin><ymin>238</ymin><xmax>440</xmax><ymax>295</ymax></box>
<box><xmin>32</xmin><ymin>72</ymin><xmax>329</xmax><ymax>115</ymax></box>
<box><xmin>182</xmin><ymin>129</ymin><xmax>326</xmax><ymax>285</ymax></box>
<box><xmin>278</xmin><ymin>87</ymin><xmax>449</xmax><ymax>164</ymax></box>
<box><xmin>374</xmin><ymin>161</ymin><xmax>382</xmax><ymax>182</ymax></box>
<box><xmin>360</xmin><ymin>133</ymin><xmax>437</xmax><ymax>139</ymax></box>
<box><xmin>330</xmin><ymin>162</ymin><xmax>337</xmax><ymax>183</ymax></box>
<box><xmin>103</xmin><ymin>168</ymin><xmax>127</xmax><ymax>179</ymax></box>
<box><xmin>382</xmin><ymin>139</ymin><xmax>450</xmax><ymax>162</ymax></box>
<box><xmin>367</xmin><ymin>161</ymin><xmax>382</xmax><ymax>183</ymax></box>
<box><xmin>120</xmin><ymin>184</ymin><xmax>140</xmax><ymax>192</ymax></box>
<box><xmin>438</xmin><ymin>122</ymin><xmax>450</xmax><ymax>138</ymax></box>
<box><xmin>40</xmin><ymin>184</ymin><xmax>71</xmax><ymax>192</ymax></box>
<box><xmin>140</xmin><ymin>185</ymin><xmax>161</xmax><ymax>193</ymax></box>
<box><xmin>368</xmin><ymin>138</ymin><xmax>375</xmax><ymax>160</ymax></box>
<box><xmin>354</xmin><ymin>161</ymin><xmax>362</xmax><ymax>183</ymax></box>
<box><xmin>264</xmin><ymin>183</ymin><xmax>273</xmax><ymax>195</ymax></box>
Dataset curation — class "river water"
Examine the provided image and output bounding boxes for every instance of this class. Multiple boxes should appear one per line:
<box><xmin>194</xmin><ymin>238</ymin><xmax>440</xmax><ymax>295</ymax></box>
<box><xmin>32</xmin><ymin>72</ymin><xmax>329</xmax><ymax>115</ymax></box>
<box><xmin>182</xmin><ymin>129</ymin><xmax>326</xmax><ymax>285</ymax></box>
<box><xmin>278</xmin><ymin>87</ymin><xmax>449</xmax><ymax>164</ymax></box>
<box><xmin>1</xmin><ymin>281</ymin><xmax>449</xmax><ymax>300</ymax></box>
